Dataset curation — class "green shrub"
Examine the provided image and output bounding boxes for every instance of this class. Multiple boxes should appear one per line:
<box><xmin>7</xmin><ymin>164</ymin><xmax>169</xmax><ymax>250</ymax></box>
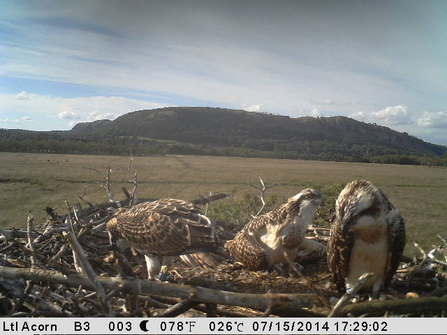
<box><xmin>207</xmin><ymin>182</ymin><xmax>345</xmax><ymax>229</ymax></box>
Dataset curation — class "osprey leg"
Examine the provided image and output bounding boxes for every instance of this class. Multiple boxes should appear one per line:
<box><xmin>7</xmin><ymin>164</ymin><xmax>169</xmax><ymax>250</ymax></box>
<box><xmin>144</xmin><ymin>255</ymin><xmax>161</xmax><ymax>280</ymax></box>
<box><xmin>157</xmin><ymin>256</ymin><xmax>174</xmax><ymax>281</ymax></box>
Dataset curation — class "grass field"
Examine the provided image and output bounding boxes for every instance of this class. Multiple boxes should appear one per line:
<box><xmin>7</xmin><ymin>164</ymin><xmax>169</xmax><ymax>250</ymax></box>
<box><xmin>0</xmin><ymin>152</ymin><xmax>446</xmax><ymax>256</ymax></box>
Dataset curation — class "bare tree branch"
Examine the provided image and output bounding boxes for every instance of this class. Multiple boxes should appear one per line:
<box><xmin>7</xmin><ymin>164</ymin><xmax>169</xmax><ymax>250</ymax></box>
<box><xmin>79</xmin><ymin>185</ymin><xmax>94</xmax><ymax>207</ymax></box>
<box><xmin>125</xmin><ymin>156</ymin><xmax>138</xmax><ymax>207</ymax></box>
<box><xmin>248</xmin><ymin>176</ymin><xmax>278</xmax><ymax>216</ymax></box>
<box><xmin>26</xmin><ymin>213</ymin><xmax>36</xmax><ymax>268</ymax></box>
<box><xmin>65</xmin><ymin>230</ymin><xmax>113</xmax><ymax>316</ymax></box>
<box><xmin>328</xmin><ymin>272</ymin><xmax>374</xmax><ymax>317</ymax></box>
<box><xmin>338</xmin><ymin>295</ymin><xmax>447</xmax><ymax>317</ymax></box>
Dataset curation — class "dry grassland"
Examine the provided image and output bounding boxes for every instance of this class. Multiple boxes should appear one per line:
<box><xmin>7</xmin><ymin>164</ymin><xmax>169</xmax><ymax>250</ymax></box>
<box><xmin>0</xmin><ymin>152</ymin><xmax>445</xmax><ymax>256</ymax></box>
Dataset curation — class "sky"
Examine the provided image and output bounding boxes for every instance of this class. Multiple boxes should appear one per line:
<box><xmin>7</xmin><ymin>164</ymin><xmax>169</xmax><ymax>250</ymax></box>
<box><xmin>1</xmin><ymin>0</ymin><xmax>447</xmax><ymax>146</ymax></box>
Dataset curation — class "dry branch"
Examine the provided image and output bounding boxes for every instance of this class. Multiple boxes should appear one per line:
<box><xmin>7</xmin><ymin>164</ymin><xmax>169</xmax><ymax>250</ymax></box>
<box><xmin>65</xmin><ymin>230</ymin><xmax>112</xmax><ymax>315</ymax></box>
<box><xmin>125</xmin><ymin>156</ymin><xmax>138</xmax><ymax>207</ymax></box>
<box><xmin>0</xmin><ymin>228</ymin><xmax>38</xmax><ymax>241</ymax></box>
<box><xmin>0</xmin><ymin>266</ymin><xmax>320</xmax><ymax>316</ymax></box>
<box><xmin>191</xmin><ymin>193</ymin><xmax>228</xmax><ymax>205</ymax></box>
<box><xmin>26</xmin><ymin>213</ymin><xmax>36</xmax><ymax>268</ymax></box>
<box><xmin>248</xmin><ymin>176</ymin><xmax>278</xmax><ymax>216</ymax></box>
<box><xmin>339</xmin><ymin>296</ymin><xmax>447</xmax><ymax>317</ymax></box>
<box><xmin>157</xmin><ymin>297</ymin><xmax>199</xmax><ymax>317</ymax></box>
<box><xmin>328</xmin><ymin>273</ymin><xmax>373</xmax><ymax>317</ymax></box>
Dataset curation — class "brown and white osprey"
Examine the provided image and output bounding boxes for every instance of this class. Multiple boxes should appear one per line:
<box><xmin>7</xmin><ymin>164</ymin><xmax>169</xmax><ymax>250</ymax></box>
<box><xmin>106</xmin><ymin>199</ymin><xmax>220</xmax><ymax>280</ymax></box>
<box><xmin>226</xmin><ymin>188</ymin><xmax>324</xmax><ymax>273</ymax></box>
<box><xmin>327</xmin><ymin>180</ymin><xmax>406</xmax><ymax>296</ymax></box>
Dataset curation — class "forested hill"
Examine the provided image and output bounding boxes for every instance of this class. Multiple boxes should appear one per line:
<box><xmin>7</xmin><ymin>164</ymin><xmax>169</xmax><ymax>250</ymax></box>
<box><xmin>70</xmin><ymin>107</ymin><xmax>445</xmax><ymax>157</ymax></box>
<box><xmin>1</xmin><ymin>107</ymin><xmax>446</xmax><ymax>165</ymax></box>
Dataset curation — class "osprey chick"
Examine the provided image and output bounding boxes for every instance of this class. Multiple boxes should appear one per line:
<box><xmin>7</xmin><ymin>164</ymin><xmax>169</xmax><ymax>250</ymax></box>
<box><xmin>107</xmin><ymin>199</ymin><xmax>220</xmax><ymax>280</ymax></box>
<box><xmin>327</xmin><ymin>180</ymin><xmax>406</xmax><ymax>296</ymax></box>
<box><xmin>226</xmin><ymin>188</ymin><xmax>324</xmax><ymax>273</ymax></box>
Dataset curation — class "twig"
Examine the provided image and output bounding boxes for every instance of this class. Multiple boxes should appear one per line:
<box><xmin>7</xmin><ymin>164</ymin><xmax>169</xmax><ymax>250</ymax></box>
<box><xmin>157</xmin><ymin>297</ymin><xmax>199</xmax><ymax>317</ymax></box>
<box><xmin>26</xmin><ymin>213</ymin><xmax>36</xmax><ymax>268</ymax></box>
<box><xmin>328</xmin><ymin>272</ymin><xmax>374</xmax><ymax>317</ymax></box>
<box><xmin>149</xmin><ymin>296</ymin><xmax>255</xmax><ymax>317</ymax></box>
<box><xmin>338</xmin><ymin>295</ymin><xmax>447</xmax><ymax>317</ymax></box>
<box><xmin>44</xmin><ymin>206</ymin><xmax>61</xmax><ymax>223</ymax></box>
<box><xmin>129</xmin><ymin>173</ymin><xmax>138</xmax><ymax>207</ymax></box>
<box><xmin>126</xmin><ymin>155</ymin><xmax>134</xmax><ymax>182</ymax></box>
<box><xmin>408</xmin><ymin>241</ymin><xmax>431</xmax><ymax>284</ymax></box>
<box><xmin>428</xmin><ymin>246</ymin><xmax>447</xmax><ymax>267</ymax></box>
<box><xmin>79</xmin><ymin>185</ymin><xmax>94</xmax><ymax>207</ymax></box>
<box><xmin>191</xmin><ymin>192</ymin><xmax>228</xmax><ymax>205</ymax></box>
<box><xmin>65</xmin><ymin>230</ymin><xmax>113</xmax><ymax>316</ymax></box>
<box><xmin>413</xmin><ymin>241</ymin><xmax>428</xmax><ymax>263</ymax></box>
<box><xmin>84</xmin><ymin>166</ymin><xmax>116</xmax><ymax>203</ymax></box>
<box><xmin>139</xmin><ymin>295</ymin><xmax>170</xmax><ymax>309</ymax></box>
<box><xmin>248</xmin><ymin>176</ymin><xmax>278</xmax><ymax>216</ymax></box>
<box><xmin>65</xmin><ymin>201</ymin><xmax>83</xmax><ymax>273</ymax></box>
<box><xmin>104</xmin><ymin>166</ymin><xmax>116</xmax><ymax>203</ymax></box>
<box><xmin>8</xmin><ymin>280</ymin><xmax>34</xmax><ymax>316</ymax></box>
<box><xmin>125</xmin><ymin>156</ymin><xmax>139</xmax><ymax>207</ymax></box>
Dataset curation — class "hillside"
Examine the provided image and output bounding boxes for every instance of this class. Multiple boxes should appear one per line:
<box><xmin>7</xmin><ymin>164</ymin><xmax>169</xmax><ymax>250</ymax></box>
<box><xmin>70</xmin><ymin>107</ymin><xmax>446</xmax><ymax>156</ymax></box>
<box><xmin>1</xmin><ymin>107</ymin><xmax>446</xmax><ymax>164</ymax></box>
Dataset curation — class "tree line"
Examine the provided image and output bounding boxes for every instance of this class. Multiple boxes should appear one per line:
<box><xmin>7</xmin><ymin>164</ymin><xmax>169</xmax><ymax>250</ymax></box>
<box><xmin>0</xmin><ymin>131</ymin><xmax>446</xmax><ymax>167</ymax></box>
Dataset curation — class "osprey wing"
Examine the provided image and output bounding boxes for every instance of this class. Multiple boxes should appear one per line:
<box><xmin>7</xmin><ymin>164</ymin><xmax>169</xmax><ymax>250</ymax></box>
<box><xmin>327</xmin><ymin>214</ymin><xmax>354</xmax><ymax>292</ymax></box>
<box><xmin>225</xmin><ymin>213</ymin><xmax>274</xmax><ymax>270</ymax></box>
<box><xmin>107</xmin><ymin>199</ymin><xmax>217</xmax><ymax>256</ymax></box>
<box><xmin>385</xmin><ymin>208</ymin><xmax>406</xmax><ymax>286</ymax></box>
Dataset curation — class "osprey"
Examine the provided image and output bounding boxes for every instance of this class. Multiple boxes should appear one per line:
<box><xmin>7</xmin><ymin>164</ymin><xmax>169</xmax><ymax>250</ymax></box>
<box><xmin>226</xmin><ymin>188</ymin><xmax>324</xmax><ymax>273</ymax></box>
<box><xmin>327</xmin><ymin>180</ymin><xmax>406</xmax><ymax>296</ymax></box>
<box><xmin>106</xmin><ymin>199</ymin><xmax>220</xmax><ymax>280</ymax></box>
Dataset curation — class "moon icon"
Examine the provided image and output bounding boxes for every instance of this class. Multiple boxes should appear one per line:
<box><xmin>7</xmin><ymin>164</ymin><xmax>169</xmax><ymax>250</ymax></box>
<box><xmin>139</xmin><ymin>320</ymin><xmax>149</xmax><ymax>332</ymax></box>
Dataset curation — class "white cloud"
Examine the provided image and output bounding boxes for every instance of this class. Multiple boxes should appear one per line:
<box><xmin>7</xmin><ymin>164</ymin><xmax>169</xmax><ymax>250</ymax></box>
<box><xmin>371</xmin><ymin>105</ymin><xmax>409</xmax><ymax>125</ymax></box>
<box><xmin>311</xmin><ymin>108</ymin><xmax>323</xmax><ymax>117</ymax></box>
<box><xmin>58</xmin><ymin>111</ymin><xmax>81</xmax><ymax>120</ymax></box>
<box><xmin>417</xmin><ymin>111</ymin><xmax>447</xmax><ymax>128</ymax></box>
<box><xmin>243</xmin><ymin>104</ymin><xmax>263</xmax><ymax>112</ymax></box>
<box><xmin>0</xmin><ymin>116</ymin><xmax>32</xmax><ymax>124</ymax></box>
<box><xmin>14</xmin><ymin>91</ymin><xmax>30</xmax><ymax>100</ymax></box>
<box><xmin>349</xmin><ymin>111</ymin><xmax>365</xmax><ymax>121</ymax></box>
<box><xmin>86</xmin><ymin>111</ymin><xmax>115</xmax><ymax>121</ymax></box>
<box><xmin>350</xmin><ymin>105</ymin><xmax>411</xmax><ymax>125</ymax></box>
<box><xmin>0</xmin><ymin>92</ymin><xmax>171</xmax><ymax>130</ymax></box>
<box><xmin>346</xmin><ymin>106</ymin><xmax>447</xmax><ymax>145</ymax></box>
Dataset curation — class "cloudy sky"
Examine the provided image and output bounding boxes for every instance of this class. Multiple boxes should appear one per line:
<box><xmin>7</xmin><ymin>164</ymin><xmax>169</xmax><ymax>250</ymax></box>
<box><xmin>1</xmin><ymin>0</ymin><xmax>447</xmax><ymax>145</ymax></box>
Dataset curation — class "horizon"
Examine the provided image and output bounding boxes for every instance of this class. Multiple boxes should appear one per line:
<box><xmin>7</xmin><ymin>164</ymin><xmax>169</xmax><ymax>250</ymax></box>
<box><xmin>1</xmin><ymin>0</ymin><xmax>446</xmax><ymax>145</ymax></box>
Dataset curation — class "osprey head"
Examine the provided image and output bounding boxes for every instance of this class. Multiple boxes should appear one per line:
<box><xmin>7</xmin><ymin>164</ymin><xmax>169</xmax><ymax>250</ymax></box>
<box><xmin>288</xmin><ymin>188</ymin><xmax>325</xmax><ymax>213</ymax></box>
<box><xmin>336</xmin><ymin>180</ymin><xmax>387</xmax><ymax>235</ymax></box>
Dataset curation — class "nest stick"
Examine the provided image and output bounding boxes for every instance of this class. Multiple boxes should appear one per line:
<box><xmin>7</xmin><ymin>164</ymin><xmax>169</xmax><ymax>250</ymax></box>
<box><xmin>328</xmin><ymin>272</ymin><xmax>374</xmax><ymax>317</ymax></box>
<box><xmin>66</xmin><ymin>230</ymin><xmax>113</xmax><ymax>316</ymax></box>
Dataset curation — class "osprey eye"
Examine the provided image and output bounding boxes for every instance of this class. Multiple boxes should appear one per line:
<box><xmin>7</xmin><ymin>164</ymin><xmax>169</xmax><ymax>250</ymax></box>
<box><xmin>307</xmin><ymin>194</ymin><xmax>315</xmax><ymax>199</ymax></box>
